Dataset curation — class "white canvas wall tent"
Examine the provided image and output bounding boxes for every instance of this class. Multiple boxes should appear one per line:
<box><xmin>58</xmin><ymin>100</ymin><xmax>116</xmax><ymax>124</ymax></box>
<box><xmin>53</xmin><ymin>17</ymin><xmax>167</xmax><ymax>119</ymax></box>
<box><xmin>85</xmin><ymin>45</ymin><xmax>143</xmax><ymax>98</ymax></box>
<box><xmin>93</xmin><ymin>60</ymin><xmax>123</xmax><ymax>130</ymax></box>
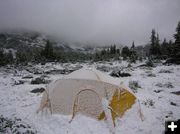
<box><xmin>38</xmin><ymin>68</ymin><xmax>141</xmax><ymax>126</ymax></box>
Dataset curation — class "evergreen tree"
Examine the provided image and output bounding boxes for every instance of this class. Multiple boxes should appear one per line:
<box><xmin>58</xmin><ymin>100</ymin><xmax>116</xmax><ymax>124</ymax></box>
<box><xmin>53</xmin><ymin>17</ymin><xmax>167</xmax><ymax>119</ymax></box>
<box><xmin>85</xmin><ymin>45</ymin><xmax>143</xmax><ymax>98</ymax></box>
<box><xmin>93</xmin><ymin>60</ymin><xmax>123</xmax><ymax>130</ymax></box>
<box><xmin>41</xmin><ymin>40</ymin><xmax>55</xmax><ymax>61</ymax></box>
<box><xmin>0</xmin><ymin>49</ymin><xmax>5</xmax><ymax>66</ymax></box>
<box><xmin>165</xmin><ymin>21</ymin><xmax>180</xmax><ymax>64</ymax></box>
<box><xmin>131</xmin><ymin>41</ymin><xmax>135</xmax><ymax>49</ymax></box>
<box><xmin>16</xmin><ymin>51</ymin><xmax>28</xmax><ymax>64</ymax></box>
<box><xmin>173</xmin><ymin>21</ymin><xmax>180</xmax><ymax>56</ymax></box>
<box><xmin>161</xmin><ymin>38</ymin><xmax>169</xmax><ymax>56</ymax></box>
<box><xmin>110</xmin><ymin>45</ymin><xmax>113</xmax><ymax>54</ymax></box>
<box><xmin>168</xmin><ymin>40</ymin><xmax>174</xmax><ymax>56</ymax></box>
<box><xmin>33</xmin><ymin>49</ymin><xmax>43</xmax><ymax>63</ymax></box>
<box><xmin>174</xmin><ymin>21</ymin><xmax>180</xmax><ymax>45</ymax></box>
<box><xmin>94</xmin><ymin>52</ymin><xmax>101</xmax><ymax>61</ymax></box>
<box><xmin>0</xmin><ymin>49</ymin><xmax>14</xmax><ymax>66</ymax></box>
<box><xmin>112</xmin><ymin>44</ymin><xmax>116</xmax><ymax>54</ymax></box>
<box><xmin>130</xmin><ymin>41</ymin><xmax>137</xmax><ymax>62</ymax></box>
<box><xmin>107</xmin><ymin>48</ymin><xmax>110</xmax><ymax>54</ymax></box>
<box><xmin>101</xmin><ymin>49</ymin><xmax>106</xmax><ymax>56</ymax></box>
<box><xmin>155</xmin><ymin>33</ymin><xmax>161</xmax><ymax>55</ymax></box>
<box><xmin>161</xmin><ymin>38</ymin><xmax>174</xmax><ymax>58</ymax></box>
<box><xmin>150</xmin><ymin>29</ymin><xmax>156</xmax><ymax>56</ymax></box>
<box><xmin>121</xmin><ymin>46</ymin><xmax>130</xmax><ymax>60</ymax></box>
<box><xmin>116</xmin><ymin>49</ymin><xmax>120</xmax><ymax>55</ymax></box>
<box><xmin>149</xmin><ymin>29</ymin><xmax>161</xmax><ymax>57</ymax></box>
<box><xmin>6</xmin><ymin>50</ymin><xmax>14</xmax><ymax>64</ymax></box>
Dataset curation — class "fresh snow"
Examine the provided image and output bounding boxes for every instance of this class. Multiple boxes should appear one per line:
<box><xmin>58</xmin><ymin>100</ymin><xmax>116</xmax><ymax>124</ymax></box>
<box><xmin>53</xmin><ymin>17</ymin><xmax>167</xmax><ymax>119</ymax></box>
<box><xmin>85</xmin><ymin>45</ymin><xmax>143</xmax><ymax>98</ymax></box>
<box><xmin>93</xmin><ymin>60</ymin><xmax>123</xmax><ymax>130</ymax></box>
<box><xmin>0</xmin><ymin>62</ymin><xmax>180</xmax><ymax>134</ymax></box>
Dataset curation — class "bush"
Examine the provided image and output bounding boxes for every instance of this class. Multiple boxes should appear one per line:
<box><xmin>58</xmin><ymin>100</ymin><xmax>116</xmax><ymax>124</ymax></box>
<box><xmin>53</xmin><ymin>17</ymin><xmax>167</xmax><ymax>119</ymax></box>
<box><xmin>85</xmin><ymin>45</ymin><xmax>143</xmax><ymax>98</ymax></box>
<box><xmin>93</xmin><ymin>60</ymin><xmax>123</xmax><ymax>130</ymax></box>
<box><xmin>129</xmin><ymin>81</ymin><xmax>141</xmax><ymax>93</ymax></box>
<box><xmin>0</xmin><ymin>115</ymin><xmax>37</xmax><ymax>134</ymax></box>
<box><xmin>147</xmin><ymin>73</ymin><xmax>156</xmax><ymax>77</ymax></box>
<box><xmin>0</xmin><ymin>49</ymin><xmax>14</xmax><ymax>66</ymax></box>
<box><xmin>31</xmin><ymin>77</ymin><xmax>49</xmax><ymax>84</ymax></box>
<box><xmin>159</xmin><ymin>69</ymin><xmax>172</xmax><ymax>73</ymax></box>
<box><xmin>155</xmin><ymin>82</ymin><xmax>174</xmax><ymax>88</ymax></box>
<box><xmin>30</xmin><ymin>88</ymin><xmax>45</xmax><ymax>93</ymax></box>
<box><xmin>110</xmin><ymin>70</ymin><xmax>131</xmax><ymax>77</ymax></box>
<box><xmin>142</xmin><ymin>99</ymin><xmax>155</xmax><ymax>108</ymax></box>
<box><xmin>146</xmin><ymin>59</ymin><xmax>154</xmax><ymax>67</ymax></box>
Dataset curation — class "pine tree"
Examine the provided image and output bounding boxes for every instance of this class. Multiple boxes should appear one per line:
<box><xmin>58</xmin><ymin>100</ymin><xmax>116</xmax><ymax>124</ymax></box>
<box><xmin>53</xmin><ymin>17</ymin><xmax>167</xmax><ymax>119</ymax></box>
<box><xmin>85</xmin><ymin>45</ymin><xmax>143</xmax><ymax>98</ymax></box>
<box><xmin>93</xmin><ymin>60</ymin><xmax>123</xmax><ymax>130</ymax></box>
<box><xmin>130</xmin><ymin>41</ymin><xmax>137</xmax><ymax>63</ymax></box>
<box><xmin>101</xmin><ymin>49</ymin><xmax>106</xmax><ymax>56</ymax></box>
<box><xmin>121</xmin><ymin>46</ymin><xmax>130</xmax><ymax>60</ymax></box>
<box><xmin>113</xmin><ymin>45</ymin><xmax>116</xmax><ymax>54</ymax></box>
<box><xmin>150</xmin><ymin>29</ymin><xmax>156</xmax><ymax>56</ymax></box>
<box><xmin>161</xmin><ymin>38</ymin><xmax>169</xmax><ymax>56</ymax></box>
<box><xmin>41</xmin><ymin>40</ymin><xmax>55</xmax><ymax>61</ymax></box>
<box><xmin>16</xmin><ymin>51</ymin><xmax>27</xmax><ymax>64</ymax></box>
<box><xmin>0</xmin><ymin>49</ymin><xmax>5</xmax><ymax>66</ymax></box>
<box><xmin>167</xmin><ymin>21</ymin><xmax>180</xmax><ymax>64</ymax></box>
<box><xmin>155</xmin><ymin>33</ymin><xmax>161</xmax><ymax>55</ymax></box>
<box><xmin>6</xmin><ymin>50</ymin><xmax>14</xmax><ymax>64</ymax></box>
<box><xmin>116</xmin><ymin>49</ymin><xmax>120</xmax><ymax>55</ymax></box>
<box><xmin>110</xmin><ymin>45</ymin><xmax>113</xmax><ymax>54</ymax></box>
<box><xmin>94</xmin><ymin>52</ymin><xmax>101</xmax><ymax>61</ymax></box>
<box><xmin>149</xmin><ymin>29</ymin><xmax>161</xmax><ymax>57</ymax></box>
<box><xmin>173</xmin><ymin>21</ymin><xmax>180</xmax><ymax>56</ymax></box>
<box><xmin>168</xmin><ymin>40</ymin><xmax>174</xmax><ymax>56</ymax></box>
<box><xmin>131</xmin><ymin>41</ymin><xmax>135</xmax><ymax>49</ymax></box>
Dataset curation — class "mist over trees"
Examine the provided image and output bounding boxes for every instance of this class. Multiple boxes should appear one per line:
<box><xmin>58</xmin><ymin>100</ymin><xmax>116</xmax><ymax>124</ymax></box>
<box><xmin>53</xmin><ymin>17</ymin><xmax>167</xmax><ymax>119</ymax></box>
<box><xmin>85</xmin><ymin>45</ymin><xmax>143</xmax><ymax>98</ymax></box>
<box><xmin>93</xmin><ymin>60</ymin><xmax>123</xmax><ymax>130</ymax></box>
<box><xmin>0</xmin><ymin>21</ymin><xmax>180</xmax><ymax>66</ymax></box>
<box><xmin>94</xmin><ymin>21</ymin><xmax>179</xmax><ymax>64</ymax></box>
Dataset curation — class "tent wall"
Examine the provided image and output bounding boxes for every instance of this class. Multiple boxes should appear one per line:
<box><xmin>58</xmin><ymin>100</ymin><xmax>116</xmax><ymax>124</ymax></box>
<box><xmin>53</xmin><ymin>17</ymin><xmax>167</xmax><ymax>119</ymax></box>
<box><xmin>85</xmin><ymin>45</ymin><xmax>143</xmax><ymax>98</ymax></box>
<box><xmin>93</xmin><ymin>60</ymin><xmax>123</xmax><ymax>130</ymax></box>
<box><xmin>40</xmin><ymin>79</ymin><xmax>136</xmax><ymax>121</ymax></box>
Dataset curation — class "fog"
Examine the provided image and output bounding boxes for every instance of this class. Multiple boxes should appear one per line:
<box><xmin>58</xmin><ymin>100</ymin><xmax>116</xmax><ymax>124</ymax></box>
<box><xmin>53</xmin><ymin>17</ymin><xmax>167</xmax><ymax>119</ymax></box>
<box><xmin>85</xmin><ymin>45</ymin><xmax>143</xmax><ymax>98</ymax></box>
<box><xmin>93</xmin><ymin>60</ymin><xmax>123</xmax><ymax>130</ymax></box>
<box><xmin>0</xmin><ymin>0</ymin><xmax>180</xmax><ymax>46</ymax></box>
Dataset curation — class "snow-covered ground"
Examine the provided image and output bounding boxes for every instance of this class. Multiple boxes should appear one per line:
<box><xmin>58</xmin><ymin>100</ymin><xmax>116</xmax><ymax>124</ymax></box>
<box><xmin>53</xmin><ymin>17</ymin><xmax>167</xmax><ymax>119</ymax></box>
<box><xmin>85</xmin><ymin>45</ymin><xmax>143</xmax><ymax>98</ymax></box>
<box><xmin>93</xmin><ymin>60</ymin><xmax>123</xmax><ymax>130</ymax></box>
<box><xmin>0</xmin><ymin>62</ymin><xmax>180</xmax><ymax>134</ymax></box>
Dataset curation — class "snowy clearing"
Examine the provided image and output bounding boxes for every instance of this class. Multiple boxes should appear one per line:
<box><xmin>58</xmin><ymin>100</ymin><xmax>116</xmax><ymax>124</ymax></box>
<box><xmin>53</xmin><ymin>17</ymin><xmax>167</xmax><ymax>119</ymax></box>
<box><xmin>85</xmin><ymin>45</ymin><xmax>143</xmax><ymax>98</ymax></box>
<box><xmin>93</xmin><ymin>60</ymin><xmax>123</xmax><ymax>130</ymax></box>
<box><xmin>0</xmin><ymin>62</ymin><xmax>180</xmax><ymax>134</ymax></box>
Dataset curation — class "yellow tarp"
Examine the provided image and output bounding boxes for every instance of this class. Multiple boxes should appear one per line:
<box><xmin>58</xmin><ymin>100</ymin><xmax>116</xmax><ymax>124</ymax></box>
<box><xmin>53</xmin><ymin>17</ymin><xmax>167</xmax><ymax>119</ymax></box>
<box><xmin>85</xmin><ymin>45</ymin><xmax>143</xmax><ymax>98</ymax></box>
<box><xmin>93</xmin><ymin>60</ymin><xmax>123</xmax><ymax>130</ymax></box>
<box><xmin>98</xmin><ymin>89</ymin><xmax>136</xmax><ymax>126</ymax></box>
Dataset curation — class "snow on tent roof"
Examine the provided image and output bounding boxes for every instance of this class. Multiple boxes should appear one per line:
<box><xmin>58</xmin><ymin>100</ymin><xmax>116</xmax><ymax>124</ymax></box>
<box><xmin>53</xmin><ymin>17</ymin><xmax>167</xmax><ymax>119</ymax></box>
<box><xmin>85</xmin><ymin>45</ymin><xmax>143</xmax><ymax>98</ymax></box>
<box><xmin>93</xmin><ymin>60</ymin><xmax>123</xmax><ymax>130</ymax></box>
<box><xmin>64</xmin><ymin>68</ymin><xmax>134</xmax><ymax>93</ymax></box>
<box><xmin>64</xmin><ymin>68</ymin><xmax>109</xmax><ymax>81</ymax></box>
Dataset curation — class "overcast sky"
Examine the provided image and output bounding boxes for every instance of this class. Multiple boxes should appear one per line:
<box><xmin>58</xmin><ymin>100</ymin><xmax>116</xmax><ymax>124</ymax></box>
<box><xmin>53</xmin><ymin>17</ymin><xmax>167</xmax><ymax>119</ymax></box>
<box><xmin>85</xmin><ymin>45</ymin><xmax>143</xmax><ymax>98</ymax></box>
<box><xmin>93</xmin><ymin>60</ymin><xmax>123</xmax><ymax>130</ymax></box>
<box><xmin>0</xmin><ymin>0</ymin><xmax>179</xmax><ymax>46</ymax></box>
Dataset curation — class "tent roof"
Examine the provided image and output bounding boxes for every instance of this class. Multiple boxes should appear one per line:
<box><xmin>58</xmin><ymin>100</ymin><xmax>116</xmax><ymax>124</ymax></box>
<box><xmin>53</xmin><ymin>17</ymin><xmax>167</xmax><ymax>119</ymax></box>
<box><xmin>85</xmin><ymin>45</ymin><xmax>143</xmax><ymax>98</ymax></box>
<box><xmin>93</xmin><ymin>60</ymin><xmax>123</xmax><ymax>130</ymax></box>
<box><xmin>64</xmin><ymin>68</ymin><xmax>117</xmax><ymax>84</ymax></box>
<box><xmin>63</xmin><ymin>68</ymin><xmax>134</xmax><ymax>94</ymax></box>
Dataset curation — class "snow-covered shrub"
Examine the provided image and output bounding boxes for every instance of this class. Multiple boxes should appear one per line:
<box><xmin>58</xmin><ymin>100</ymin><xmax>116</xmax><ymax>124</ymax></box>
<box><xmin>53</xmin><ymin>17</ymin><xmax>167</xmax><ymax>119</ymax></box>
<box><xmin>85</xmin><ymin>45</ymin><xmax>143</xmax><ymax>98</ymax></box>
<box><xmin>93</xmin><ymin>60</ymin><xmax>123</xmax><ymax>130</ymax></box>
<box><xmin>155</xmin><ymin>82</ymin><xmax>174</xmax><ymax>88</ymax></box>
<box><xmin>155</xmin><ymin>83</ymin><xmax>163</xmax><ymax>87</ymax></box>
<box><xmin>171</xmin><ymin>91</ymin><xmax>180</xmax><ymax>95</ymax></box>
<box><xmin>138</xmin><ymin>65</ymin><xmax>153</xmax><ymax>70</ymax></box>
<box><xmin>147</xmin><ymin>73</ymin><xmax>156</xmax><ymax>77</ymax></box>
<box><xmin>159</xmin><ymin>69</ymin><xmax>172</xmax><ymax>73</ymax></box>
<box><xmin>0</xmin><ymin>115</ymin><xmax>37</xmax><ymax>134</ymax></box>
<box><xmin>12</xmin><ymin>79</ymin><xmax>25</xmax><ymax>85</ymax></box>
<box><xmin>165</xmin><ymin>111</ymin><xmax>173</xmax><ymax>118</ymax></box>
<box><xmin>110</xmin><ymin>70</ymin><xmax>131</xmax><ymax>77</ymax></box>
<box><xmin>129</xmin><ymin>81</ymin><xmax>141</xmax><ymax>93</ymax></box>
<box><xmin>26</xmin><ymin>67</ymin><xmax>43</xmax><ymax>74</ymax></box>
<box><xmin>153</xmin><ymin>89</ymin><xmax>163</xmax><ymax>93</ymax></box>
<box><xmin>170</xmin><ymin>102</ymin><xmax>177</xmax><ymax>106</ymax></box>
<box><xmin>145</xmin><ymin>60</ymin><xmax>154</xmax><ymax>67</ymax></box>
<box><xmin>22</xmin><ymin>75</ymin><xmax>33</xmax><ymax>79</ymax></box>
<box><xmin>127</xmin><ymin>63</ymin><xmax>132</xmax><ymax>68</ymax></box>
<box><xmin>164</xmin><ymin>82</ymin><xmax>174</xmax><ymax>88</ymax></box>
<box><xmin>30</xmin><ymin>88</ymin><xmax>45</xmax><ymax>93</ymax></box>
<box><xmin>142</xmin><ymin>99</ymin><xmax>155</xmax><ymax>108</ymax></box>
<box><xmin>31</xmin><ymin>77</ymin><xmax>50</xmax><ymax>84</ymax></box>
<box><xmin>96</xmin><ymin>65</ymin><xmax>111</xmax><ymax>72</ymax></box>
